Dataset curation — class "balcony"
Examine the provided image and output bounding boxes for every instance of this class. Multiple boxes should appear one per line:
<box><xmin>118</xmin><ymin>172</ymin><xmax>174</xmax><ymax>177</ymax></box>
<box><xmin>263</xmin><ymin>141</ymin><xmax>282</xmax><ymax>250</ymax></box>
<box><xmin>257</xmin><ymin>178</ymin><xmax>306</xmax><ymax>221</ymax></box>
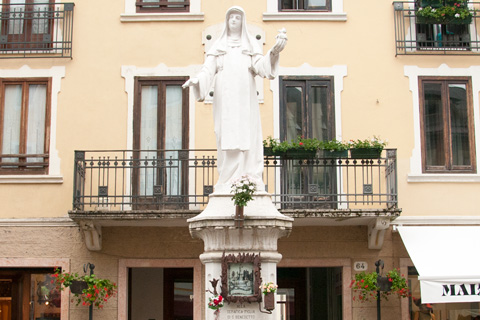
<box><xmin>0</xmin><ymin>2</ymin><xmax>74</xmax><ymax>59</ymax></box>
<box><xmin>393</xmin><ymin>1</ymin><xmax>480</xmax><ymax>55</ymax></box>
<box><xmin>70</xmin><ymin>149</ymin><xmax>399</xmax><ymax>221</ymax></box>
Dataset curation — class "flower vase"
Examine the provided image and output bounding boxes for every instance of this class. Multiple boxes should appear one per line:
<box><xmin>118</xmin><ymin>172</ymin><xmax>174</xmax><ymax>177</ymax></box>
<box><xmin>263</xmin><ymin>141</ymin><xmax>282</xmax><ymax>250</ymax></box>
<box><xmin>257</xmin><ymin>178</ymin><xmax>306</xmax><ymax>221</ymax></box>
<box><xmin>264</xmin><ymin>292</ymin><xmax>275</xmax><ymax>311</ymax></box>
<box><xmin>235</xmin><ymin>205</ymin><xmax>244</xmax><ymax>228</ymax></box>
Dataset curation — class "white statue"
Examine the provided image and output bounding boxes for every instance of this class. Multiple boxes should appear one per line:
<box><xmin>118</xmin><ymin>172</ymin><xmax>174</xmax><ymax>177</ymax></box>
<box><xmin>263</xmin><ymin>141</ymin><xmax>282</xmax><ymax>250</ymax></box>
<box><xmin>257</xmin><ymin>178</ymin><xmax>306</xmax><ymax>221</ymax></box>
<box><xmin>183</xmin><ymin>6</ymin><xmax>287</xmax><ymax>194</ymax></box>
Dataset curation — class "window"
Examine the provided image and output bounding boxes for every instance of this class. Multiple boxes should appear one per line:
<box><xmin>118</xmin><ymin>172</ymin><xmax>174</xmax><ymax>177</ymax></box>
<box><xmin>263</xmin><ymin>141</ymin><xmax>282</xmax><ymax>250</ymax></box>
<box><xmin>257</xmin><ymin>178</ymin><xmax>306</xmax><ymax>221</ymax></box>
<box><xmin>280</xmin><ymin>77</ymin><xmax>336</xmax><ymax>208</ymax></box>
<box><xmin>136</xmin><ymin>0</ymin><xmax>189</xmax><ymax>13</ymax></box>
<box><xmin>0</xmin><ymin>78</ymin><xmax>51</xmax><ymax>174</ymax></box>
<box><xmin>408</xmin><ymin>266</ymin><xmax>480</xmax><ymax>320</ymax></box>
<box><xmin>419</xmin><ymin>77</ymin><xmax>475</xmax><ymax>173</ymax></box>
<box><xmin>279</xmin><ymin>0</ymin><xmax>331</xmax><ymax>11</ymax></box>
<box><xmin>0</xmin><ymin>0</ymin><xmax>56</xmax><ymax>50</ymax></box>
<box><xmin>132</xmin><ymin>77</ymin><xmax>188</xmax><ymax>208</ymax></box>
<box><xmin>0</xmin><ymin>267</ymin><xmax>60</xmax><ymax>320</ymax></box>
<box><xmin>277</xmin><ymin>267</ymin><xmax>342</xmax><ymax>320</ymax></box>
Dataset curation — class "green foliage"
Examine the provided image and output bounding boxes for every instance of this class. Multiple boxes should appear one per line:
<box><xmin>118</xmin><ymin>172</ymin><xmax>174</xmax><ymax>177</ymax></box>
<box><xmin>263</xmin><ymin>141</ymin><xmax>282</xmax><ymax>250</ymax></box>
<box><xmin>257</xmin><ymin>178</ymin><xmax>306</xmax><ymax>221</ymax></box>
<box><xmin>263</xmin><ymin>136</ymin><xmax>280</xmax><ymax>148</ymax></box>
<box><xmin>319</xmin><ymin>139</ymin><xmax>349</xmax><ymax>151</ymax></box>
<box><xmin>348</xmin><ymin>136</ymin><xmax>387</xmax><ymax>150</ymax></box>
<box><xmin>416</xmin><ymin>1</ymin><xmax>473</xmax><ymax>23</ymax></box>
<box><xmin>208</xmin><ymin>294</ymin><xmax>224</xmax><ymax>311</ymax></box>
<box><xmin>52</xmin><ymin>268</ymin><xmax>117</xmax><ymax>309</ymax></box>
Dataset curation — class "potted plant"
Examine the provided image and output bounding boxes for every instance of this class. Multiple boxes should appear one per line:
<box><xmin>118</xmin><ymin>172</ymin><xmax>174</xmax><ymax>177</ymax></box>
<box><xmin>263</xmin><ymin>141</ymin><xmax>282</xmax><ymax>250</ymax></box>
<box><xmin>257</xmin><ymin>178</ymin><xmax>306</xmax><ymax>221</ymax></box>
<box><xmin>231</xmin><ymin>175</ymin><xmax>258</xmax><ymax>227</ymax></box>
<box><xmin>263</xmin><ymin>136</ymin><xmax>279</xmax><ymax>156</ymax></box>
<box><xmin>348</xmin><ymin>137</ymin><xmax>387</xmax><ymax>159</ymax></box>
<box><xmin>416</xmin><ymin>0</ymin><xmax>473</xmax><ymax>24</ymax></box>
<box><xmin>52</xmin><ymin>268</ymin><xmax>117</xmax><ymax>309</ymax></box>
<box><xmin>319</xmin><ymin>139</ymin><xmax>349</xmax><ymax>158</ymax></box>
<box><xmin>350</xmin><ymin>269</ymin><xmax>409</xmax><ymax>302</ymax></box>
<box><xmin>260</xmin><ymin>282</ymin><xmax>278</xmax><ymax>311</ymax></box>
<box><xmin>272</xmin><ymin>136</ymin><xmax>320</xmax><ymax>159</ymax></box>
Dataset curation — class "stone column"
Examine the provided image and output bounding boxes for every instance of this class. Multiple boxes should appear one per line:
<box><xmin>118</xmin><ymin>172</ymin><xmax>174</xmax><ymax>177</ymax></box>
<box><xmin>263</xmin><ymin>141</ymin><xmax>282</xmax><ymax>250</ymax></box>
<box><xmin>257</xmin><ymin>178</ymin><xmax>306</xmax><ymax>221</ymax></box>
<box><xmin>188</xmin><ymin>193</ymin><xmax>293</xmax><ymax>320</ymax></box>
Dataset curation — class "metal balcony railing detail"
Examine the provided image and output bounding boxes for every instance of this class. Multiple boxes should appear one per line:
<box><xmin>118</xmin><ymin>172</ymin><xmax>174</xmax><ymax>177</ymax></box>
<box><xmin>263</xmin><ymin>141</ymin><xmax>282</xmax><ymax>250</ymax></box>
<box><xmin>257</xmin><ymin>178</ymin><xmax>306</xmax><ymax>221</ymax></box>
<box><xmin>72</xmin><ymin>149</ymin><xmax>398</xmax><ymax>213</ymax></box>
<box><xmin>0</xmin><ymin>2</ymin><xmax>74</xmax><ymax>58</ymax></box>
<box><xmin>393</xmin><ymin>1</ymin><xmax>480</xmax><ymax>55</ymax></box>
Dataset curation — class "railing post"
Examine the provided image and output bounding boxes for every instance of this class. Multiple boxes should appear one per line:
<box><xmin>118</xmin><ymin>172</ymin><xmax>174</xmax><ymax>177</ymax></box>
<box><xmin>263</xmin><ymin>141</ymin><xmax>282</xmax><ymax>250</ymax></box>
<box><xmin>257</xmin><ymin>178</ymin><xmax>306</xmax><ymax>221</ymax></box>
<box><xmin>73</xmin><ymin>151</ymin><xmax>85</xmax><ymax>210</ymax></box>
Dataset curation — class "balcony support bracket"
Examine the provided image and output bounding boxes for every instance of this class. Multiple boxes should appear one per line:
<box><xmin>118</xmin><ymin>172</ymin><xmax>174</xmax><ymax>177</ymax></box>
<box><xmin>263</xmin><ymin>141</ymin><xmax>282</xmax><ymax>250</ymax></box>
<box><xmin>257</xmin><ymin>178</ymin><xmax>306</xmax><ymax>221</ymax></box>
<box><xmin>368</xmin><ymin>217</ymin><xmax>390</xmax><ymax>250</ymax></box>
<box><xmin>80</xmin><ymin>222</ymin><xmax>102</xmax><ymax>251</ymax></box>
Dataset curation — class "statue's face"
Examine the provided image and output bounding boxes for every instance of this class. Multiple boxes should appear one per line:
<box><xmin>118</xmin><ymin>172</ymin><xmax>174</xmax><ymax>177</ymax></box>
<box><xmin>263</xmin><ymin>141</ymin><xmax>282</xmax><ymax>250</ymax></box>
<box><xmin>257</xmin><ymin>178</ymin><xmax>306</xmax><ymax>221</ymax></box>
<box><xmin>228</xmin><ymin>13</ymin><xmax>242</xmax><ymax>33</ymax></box>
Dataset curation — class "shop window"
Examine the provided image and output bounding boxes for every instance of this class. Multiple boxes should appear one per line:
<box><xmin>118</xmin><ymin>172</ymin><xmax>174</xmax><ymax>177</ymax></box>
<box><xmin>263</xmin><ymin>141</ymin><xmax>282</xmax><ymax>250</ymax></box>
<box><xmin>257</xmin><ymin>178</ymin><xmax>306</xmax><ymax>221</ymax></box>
<box><xmin>277</xmin><ymin>267</ymin><xmax>342</xmax><ymax>320</ymax></box>
<box><xmin>0</xmin><ymin>78</ymin><xmax>51</xmax><ymax>174</ymax></box>
<box><xmin>128</xmin><ymin>267</ymin><xmax>193</xmax><ymax>320</ymax></box>
<box><xmin>136</xmin><ymin>0</ymin><xmax>189</xmax><ymax>13</ymax></box>
<box><xmin>408</xmin><ymin>267</ymin><xmax>480</xmax><ymax>320</ymax></box>
<box><xmin>0</xmin><ymin>267</ymin><xmax>60</xmax><ymax>320</ymax></box>
<box><xmin>279</xmin><ymin>0</ymin><xmax>331</xmax><ymax>11</ymax></box>
<box><xmin>419</xmin><ymin>77</ymin><xmax>475</xmax><ymax>173</ymax></box>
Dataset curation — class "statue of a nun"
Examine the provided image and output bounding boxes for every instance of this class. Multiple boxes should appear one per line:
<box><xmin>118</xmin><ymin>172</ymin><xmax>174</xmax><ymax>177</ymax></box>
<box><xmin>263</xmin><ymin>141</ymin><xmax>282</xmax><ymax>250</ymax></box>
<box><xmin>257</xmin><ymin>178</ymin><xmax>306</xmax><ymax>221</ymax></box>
<box><xmin>183</xmin><ymin>6</ymin><xmax>287</xmax><ymax>194</ymax></box>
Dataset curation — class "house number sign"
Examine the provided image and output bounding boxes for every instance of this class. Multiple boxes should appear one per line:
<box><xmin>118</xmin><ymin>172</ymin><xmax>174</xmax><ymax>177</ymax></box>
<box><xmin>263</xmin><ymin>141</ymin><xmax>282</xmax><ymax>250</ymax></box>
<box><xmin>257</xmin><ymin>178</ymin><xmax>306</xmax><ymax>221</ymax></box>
<box><xmin>354</xmin><ymin>261</ymin><xmax>368</xmax><ymax>271</ymax></box>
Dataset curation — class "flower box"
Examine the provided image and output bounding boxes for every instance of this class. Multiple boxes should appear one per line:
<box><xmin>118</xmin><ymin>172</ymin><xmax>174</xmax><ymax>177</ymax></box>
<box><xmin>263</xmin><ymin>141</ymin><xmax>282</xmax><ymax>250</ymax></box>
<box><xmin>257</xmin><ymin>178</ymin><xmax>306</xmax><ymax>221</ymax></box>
<box><xmin>284</xmin><ymin>149</ymin><xmax>317</xmax><ymax>159</ymax></box>
<box><xmin>350</xmin><ymin>148</ymin><xmax>382</xmax><ymax>159</ymax></box>
<box><xmin>263</xmin><ymin>146</ymin><xmax>274</xmax><ymax>156</ymax></box>
<box><xmin>416</xmin><ymin>15</ymin><xmax>472</xmax><ymax>24</ymax></box>
<box><xmin>319</xmin><ymin>149</ymin><xmax>348</xmax><ymax>159</ymax></box>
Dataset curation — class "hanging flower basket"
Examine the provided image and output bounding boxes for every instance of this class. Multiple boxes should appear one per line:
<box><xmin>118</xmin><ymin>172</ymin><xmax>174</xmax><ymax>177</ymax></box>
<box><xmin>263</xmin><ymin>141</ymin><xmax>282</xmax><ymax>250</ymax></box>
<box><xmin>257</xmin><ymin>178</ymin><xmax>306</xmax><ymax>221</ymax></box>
<box><xmin>350</xmin><ymin>269</ymin><xmax>409</xmax><ymax>302</ymax></box>
<box><xmin>69</xmin><ymin>280</ymin><xmax>88</xmax><ymax>294</ymax></box>
<box><xmin>52</xmin><ymin>268</ymin><xmax>117</xmax><ymax>309</ymax></box>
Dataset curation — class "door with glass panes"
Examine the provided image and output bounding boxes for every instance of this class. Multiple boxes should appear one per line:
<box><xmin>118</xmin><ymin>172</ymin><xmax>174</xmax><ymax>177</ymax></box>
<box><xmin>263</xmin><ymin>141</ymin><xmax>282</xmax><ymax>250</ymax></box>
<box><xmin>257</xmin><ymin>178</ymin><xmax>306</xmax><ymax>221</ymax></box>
<box><xmin>280</xmin><ymin>77</ymin><xmax>336</xmax><ymax>209</ymax></box>
<box><xmin>133</xmin><ymin>77</ymin><xmax>189</xmax><ymax>209</ymax></box>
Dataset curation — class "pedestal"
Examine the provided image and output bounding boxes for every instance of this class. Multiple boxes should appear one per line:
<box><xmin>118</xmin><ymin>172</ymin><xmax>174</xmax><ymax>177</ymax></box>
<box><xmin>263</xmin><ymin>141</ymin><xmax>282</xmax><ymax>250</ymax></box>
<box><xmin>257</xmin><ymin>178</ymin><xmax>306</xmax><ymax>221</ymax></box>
<box><xmin>188</xmin><ymin>193</ymin><xmax>293</xmax><ymax>320</ymax></box>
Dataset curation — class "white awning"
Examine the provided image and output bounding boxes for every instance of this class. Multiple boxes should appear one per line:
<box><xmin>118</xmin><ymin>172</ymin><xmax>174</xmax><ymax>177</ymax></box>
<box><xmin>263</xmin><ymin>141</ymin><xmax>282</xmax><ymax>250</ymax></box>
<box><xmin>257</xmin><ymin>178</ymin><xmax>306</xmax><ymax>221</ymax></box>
<box><xmin>397</xmin><ymin>226</ymin><xmax>480</xmax><ymax>304</ymax></box>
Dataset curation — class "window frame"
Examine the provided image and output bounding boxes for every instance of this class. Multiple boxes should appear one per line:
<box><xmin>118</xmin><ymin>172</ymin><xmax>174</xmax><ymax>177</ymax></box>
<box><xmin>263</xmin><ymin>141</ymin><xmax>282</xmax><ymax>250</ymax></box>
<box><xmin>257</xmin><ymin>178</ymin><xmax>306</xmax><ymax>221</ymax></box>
<box><xmin>419</xmin><ymin>76</ymin><xmax>476</xmax><ymax>174</ymax></box>
<box><xmin>278</xmin><ymin>0</ymin><xmax>331</xmax><ymax>12</ymax></box>
<box><xmin>0</xmin><ymin>77</ymin><xmax>52</xmax><ymax>175</ymax></box>
<box><xmin>279</xmin><ymin>76</ymin><xmax>335</xmax><ymax>142</ymax></box>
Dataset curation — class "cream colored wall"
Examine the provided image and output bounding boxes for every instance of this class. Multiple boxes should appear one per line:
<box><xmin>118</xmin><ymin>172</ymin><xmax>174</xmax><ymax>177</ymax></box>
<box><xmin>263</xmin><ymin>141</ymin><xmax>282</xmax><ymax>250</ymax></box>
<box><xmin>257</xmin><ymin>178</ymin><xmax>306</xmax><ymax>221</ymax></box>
<box><xmin>0</xmin><ymin>0</ymin><xmax>479</xmax><ymax>218</ymax></box>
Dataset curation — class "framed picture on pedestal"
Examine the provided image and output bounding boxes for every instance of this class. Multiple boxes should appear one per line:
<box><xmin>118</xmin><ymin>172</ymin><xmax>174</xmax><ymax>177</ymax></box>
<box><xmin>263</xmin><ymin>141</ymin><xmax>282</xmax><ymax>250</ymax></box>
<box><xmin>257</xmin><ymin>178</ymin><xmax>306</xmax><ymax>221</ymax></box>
<box><xmin>221</xmin><ymin>253</ymin><xmax>262</xmax><ymax>303</ymax></box>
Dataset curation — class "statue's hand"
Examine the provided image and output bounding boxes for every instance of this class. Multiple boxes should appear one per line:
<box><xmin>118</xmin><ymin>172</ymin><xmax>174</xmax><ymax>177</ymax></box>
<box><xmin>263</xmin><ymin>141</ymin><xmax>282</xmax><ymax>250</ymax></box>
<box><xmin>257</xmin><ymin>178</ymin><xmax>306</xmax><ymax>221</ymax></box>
<box><xmin>271</xmin><ymin>28</ymin><xmax>287</xmax><ymax>56</ymax></box>
<box><xmin>182</xmin><ymin>78</ymin><xmax>199</xmax><ymax>89</ymax></box>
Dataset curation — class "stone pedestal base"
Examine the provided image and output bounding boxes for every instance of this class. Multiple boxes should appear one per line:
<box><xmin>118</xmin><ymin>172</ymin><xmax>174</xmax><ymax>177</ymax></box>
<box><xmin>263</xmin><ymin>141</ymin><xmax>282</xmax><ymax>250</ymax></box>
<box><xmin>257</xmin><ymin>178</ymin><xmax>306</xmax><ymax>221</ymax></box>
<box><xmin>188</xmin><ymin>193</ymin><xmax>293</xmax><ymax>320</ymax></box>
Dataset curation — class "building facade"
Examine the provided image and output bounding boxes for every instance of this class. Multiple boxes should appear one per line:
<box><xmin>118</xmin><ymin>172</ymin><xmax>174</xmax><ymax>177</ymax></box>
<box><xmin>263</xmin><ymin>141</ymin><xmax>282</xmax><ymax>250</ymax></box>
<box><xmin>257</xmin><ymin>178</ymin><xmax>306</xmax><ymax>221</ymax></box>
<box><xmin>0</xmin><ymin>0</ymin><xmax>479</xmax><ymax>319</ymax></box>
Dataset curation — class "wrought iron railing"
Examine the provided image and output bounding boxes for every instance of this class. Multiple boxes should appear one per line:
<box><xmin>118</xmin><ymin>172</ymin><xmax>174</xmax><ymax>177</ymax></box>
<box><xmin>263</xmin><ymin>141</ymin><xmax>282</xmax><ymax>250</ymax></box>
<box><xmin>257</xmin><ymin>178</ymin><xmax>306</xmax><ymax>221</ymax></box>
<box><xmin>393</xmin><ymin>1</ymin><xmax>480</xmax><ymax>55</ymax></box>
<box><xmin>0</xmin><ymin>2</ymin><xmax>74</xmax><ymax>58</ymax></box>
<box><xmin>72</xmin><ymin>149</ymin><xmax>398</xmax><ymax>212</ymax></box>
